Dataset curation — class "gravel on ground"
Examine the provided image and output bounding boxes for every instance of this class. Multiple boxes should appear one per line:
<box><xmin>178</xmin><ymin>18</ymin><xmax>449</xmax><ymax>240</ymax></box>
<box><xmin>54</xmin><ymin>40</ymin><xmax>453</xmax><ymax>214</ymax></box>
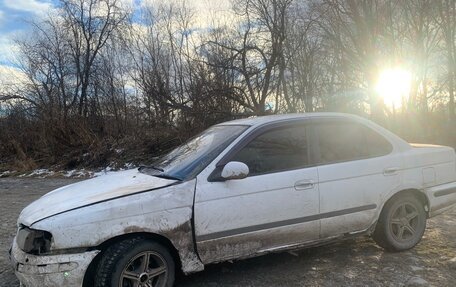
<box><xmin>1</xmin><ymin>177</ymin><xmax>455</xmax><ymax>287</ymax></box>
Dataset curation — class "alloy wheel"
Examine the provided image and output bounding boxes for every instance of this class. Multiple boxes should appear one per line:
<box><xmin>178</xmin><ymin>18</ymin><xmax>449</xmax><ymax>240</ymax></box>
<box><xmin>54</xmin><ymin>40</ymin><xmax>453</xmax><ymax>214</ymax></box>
<box><xmin>119</xmin><ymin>251</ymin><xmax>167</xmax><ymax>287</ymax></box>
<box><xmin>389</xmin><ymin>202</ymin><xmax>419</xmax><ymax>242</ymax></box>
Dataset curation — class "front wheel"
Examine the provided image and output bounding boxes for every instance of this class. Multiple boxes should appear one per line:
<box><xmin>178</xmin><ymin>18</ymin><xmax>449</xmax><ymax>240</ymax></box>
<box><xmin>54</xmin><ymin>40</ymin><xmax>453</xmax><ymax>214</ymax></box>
<box><xmin>94</xmin><ymin>237</ymin><xmax>175</xmax><ymax>287</ymax></box>
<box><xmin>373</xmin><ymin>193</ymin><xmax>427</xmax><ymax>251</ymax></box>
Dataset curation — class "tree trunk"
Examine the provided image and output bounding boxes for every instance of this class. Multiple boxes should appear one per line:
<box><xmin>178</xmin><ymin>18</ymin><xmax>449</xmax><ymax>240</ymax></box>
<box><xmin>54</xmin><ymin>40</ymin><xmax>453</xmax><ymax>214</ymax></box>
<box><xmin>449</xmin><ymin>73</ymin><xmax>455</xmax><ymax>122</ymax></box>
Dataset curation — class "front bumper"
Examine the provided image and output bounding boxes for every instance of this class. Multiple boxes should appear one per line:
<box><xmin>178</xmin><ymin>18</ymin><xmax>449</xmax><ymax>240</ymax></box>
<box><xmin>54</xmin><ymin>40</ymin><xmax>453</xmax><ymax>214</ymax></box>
<box><xmin>9</xmin><ymin>238</ymin><xmax>99</xmax><ymax>287</ymax></box>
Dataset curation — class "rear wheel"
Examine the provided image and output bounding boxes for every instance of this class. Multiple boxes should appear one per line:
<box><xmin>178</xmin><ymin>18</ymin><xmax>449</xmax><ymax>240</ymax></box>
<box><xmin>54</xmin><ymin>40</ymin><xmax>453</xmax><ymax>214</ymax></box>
<box><xmin>94</xmin><ymin>237</ymin><xmax>175</xmax><ymax>287</ymax></box>
<box><xmin>373</xmin><ymin>193</ymin><xmax>426</xmax><ymax>251</ymax></box>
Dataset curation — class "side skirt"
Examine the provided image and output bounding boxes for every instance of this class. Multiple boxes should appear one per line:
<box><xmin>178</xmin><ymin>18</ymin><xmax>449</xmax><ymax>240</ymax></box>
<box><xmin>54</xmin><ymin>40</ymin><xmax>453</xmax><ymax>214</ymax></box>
<box><xmin>202</xmin><ymin>224</ymin><xmax>375</xmax><ymax>266</ymax></box>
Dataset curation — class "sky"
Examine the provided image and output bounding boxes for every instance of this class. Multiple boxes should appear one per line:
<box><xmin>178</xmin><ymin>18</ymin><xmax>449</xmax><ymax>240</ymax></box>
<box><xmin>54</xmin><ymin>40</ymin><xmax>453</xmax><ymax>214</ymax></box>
<box><xmin>0</xmin><ymin>0</ymin><xmax>55</xmax><ymax>65</ymax></box>
<box><xmin>0</xmin><ymin>0</ymin><xmax>57</xmax><ymax>88</ymax></box>
<box><xmin>0</xmin><ymin>0</ymin><xmax>231</xmax><ymax>91</ymax></box>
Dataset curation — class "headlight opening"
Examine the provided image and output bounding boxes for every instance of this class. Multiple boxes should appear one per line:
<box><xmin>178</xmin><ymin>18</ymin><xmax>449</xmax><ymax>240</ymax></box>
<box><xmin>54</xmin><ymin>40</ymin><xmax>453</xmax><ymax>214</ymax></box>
<box><xmin>16</xmin><ymin>226</ymin><xmax>52</xmax><ymax>255</ymax></box>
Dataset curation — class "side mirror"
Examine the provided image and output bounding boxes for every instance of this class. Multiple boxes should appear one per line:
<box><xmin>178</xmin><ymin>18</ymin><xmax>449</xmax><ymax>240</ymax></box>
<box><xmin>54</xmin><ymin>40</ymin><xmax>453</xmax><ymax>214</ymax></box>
<box><xmin>221</xmin><ymin>161</ymin><xmax>249</xmax><ymax>180</ymax></box>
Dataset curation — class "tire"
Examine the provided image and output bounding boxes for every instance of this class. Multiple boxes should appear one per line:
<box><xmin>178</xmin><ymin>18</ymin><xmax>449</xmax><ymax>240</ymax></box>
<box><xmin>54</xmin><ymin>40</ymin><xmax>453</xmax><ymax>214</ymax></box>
<box><xmin>94</xmin><ymin>237</ymin><xmax>175</xmax><ymax>287</ymax></box>
<box><xmin>373</xmin><ymin>193</ymin><xmax>426</xmax><ymax>251</ymax></box>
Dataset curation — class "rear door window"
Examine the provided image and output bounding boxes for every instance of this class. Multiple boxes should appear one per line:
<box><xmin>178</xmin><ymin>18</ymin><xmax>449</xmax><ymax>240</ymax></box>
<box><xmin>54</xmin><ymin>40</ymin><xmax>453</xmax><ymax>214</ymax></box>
<box><xmin>314</xmin><ymin>120</ymin><xmax>392</xmax><ymax>164</ymax></box>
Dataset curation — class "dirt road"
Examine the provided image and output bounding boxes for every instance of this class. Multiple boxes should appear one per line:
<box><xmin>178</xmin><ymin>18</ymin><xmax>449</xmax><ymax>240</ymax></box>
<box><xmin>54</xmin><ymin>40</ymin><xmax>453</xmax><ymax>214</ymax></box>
<box><xmin>1</xmin><ymin>177</ymin><xmax>455</xmax><ymax>287</ymax></box>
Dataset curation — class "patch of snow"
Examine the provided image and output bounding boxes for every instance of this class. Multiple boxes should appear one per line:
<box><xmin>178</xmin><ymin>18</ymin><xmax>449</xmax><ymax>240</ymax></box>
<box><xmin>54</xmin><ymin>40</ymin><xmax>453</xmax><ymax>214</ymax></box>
<box><xmin>27</xmin><ymin>169</ymin><xmax>55</xmax><ymax>178</ymax></box>
<box><xmin>64</xmin><ymin>170</ymin><xmax>76</xmax><ymax>177</ymax></box>
<box><xmin>406</xmin><ymin>277</ymin><xmax>429</xmax><ymax>287</ymax></box>
<box><xmin>0</xmin><ymin>170</ymin><xmax>15</xmax><ymax>177</ymax></box>
<box><xmin>4</xmin><ymin>165</ymin><xmax>137</xmax><ymax>179</ymax></box>
<box><xmin>124</xmin><ymin>162</ymin><xmax>136</xmax><ymax>169</ymax></box>
<box><xmin>449</xmin><ymin>257</ymin><xmax>456</xmax><ymax>270</ymax></box>
<box><xmin>91</xmin><ymin>165</ymin><xmax>139</xmax><ymax>177</ymax></box>
<box><xmin>410</xmin><ymin>266</ymin><xmax>424</xmax><ymax>272</ymax></box>
<box><xmin>93</xmin><ymin>166</ymin><xmax>116</xmax><ymax>177</ymax></box>
<box><xmin>64</xmin><ymin>169</ymin><xmax>93</xmax><ymax>178</ymax></box>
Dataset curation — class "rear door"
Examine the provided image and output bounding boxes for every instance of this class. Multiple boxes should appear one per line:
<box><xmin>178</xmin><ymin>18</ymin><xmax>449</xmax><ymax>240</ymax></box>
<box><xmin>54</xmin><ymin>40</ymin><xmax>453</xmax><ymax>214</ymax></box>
<box><xmin>194</xmin><ymin>121</ymin><xmax>320</xmax><ymax>264</ymax></box>
<box><xmin>313</xmin><ymin>118</ymin><xmax>402</xmax><ymax>238</ymax></box>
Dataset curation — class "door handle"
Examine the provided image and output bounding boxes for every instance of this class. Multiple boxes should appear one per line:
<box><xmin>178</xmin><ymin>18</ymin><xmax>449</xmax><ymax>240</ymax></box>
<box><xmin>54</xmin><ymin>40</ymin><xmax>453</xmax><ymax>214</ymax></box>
<box><xmin>294</xmin><ymin>180</ymin><xmax>314</xmax><ymax>190</ymax></box>
<box><xmin>383</xmin><ymin>167</ymin><xmax>399</xmax><ymax>176</ymax></box>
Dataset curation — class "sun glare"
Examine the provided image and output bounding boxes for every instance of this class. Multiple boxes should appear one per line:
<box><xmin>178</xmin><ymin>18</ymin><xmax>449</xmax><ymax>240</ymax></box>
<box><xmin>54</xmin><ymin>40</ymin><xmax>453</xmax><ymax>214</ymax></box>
<box><xmin>376</xmin><ymin>68</ymin><xmax>412</xmax><ymax>108</ymax></box>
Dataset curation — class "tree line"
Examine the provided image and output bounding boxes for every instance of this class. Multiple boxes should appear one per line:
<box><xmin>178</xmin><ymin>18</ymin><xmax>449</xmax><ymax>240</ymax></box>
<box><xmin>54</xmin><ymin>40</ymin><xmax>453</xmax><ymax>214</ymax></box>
<box><xmin>0</xmin><ymin>0</ymin><xmax>455</xmax><ymax>171</ymax></box>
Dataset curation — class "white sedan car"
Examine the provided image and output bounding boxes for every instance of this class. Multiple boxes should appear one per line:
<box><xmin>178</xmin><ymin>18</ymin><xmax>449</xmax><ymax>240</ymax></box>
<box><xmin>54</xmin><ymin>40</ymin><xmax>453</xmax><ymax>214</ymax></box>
<box><xmin>10</xmin><ymin>113</ymin><xmax>456</xmax><ymax>287</ymax></box>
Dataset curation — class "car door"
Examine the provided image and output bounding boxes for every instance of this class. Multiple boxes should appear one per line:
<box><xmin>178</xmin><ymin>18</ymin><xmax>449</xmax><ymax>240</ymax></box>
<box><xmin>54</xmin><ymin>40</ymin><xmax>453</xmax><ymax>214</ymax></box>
<box><xmin>193</xmin><ymin>121</ymin><xmax>320</xmax><ymax>264</ymax></box>
<box><xmin>313</xmin><ymin>118</ymin><xmax>402</xmax><ymax>238</ymax></box>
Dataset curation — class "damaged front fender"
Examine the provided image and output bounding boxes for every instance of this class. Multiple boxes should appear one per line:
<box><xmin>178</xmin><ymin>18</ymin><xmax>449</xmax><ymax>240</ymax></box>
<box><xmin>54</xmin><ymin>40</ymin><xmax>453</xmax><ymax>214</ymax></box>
<box><xmin>29</xmin><ymin>179</ymin><xmax>204</xmax><ymax>275</ymax></box>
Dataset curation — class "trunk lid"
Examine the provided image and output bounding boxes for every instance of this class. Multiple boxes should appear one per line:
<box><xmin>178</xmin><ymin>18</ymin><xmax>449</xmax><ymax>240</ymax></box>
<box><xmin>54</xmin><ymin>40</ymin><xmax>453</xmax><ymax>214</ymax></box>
<box><xmin>407</xmin><ymin>143</ymin><xmax>456</xmax><ymax>167</ymax></box>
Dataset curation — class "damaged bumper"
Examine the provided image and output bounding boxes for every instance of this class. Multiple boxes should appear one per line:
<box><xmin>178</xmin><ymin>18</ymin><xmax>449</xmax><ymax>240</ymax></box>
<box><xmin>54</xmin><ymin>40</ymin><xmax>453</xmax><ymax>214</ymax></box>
<box><xmin>9</xmin><ymin>238</ymin><xmax>99</xmax><ymax>287</ymax></box>
<box><xmin>427</xmin><ymin>181</ymin><xmax>456</xmax><ymax>217</ymax></box>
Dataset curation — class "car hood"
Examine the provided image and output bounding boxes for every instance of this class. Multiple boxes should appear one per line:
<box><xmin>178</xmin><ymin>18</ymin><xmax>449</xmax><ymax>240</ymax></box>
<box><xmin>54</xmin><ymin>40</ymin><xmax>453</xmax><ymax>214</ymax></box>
<box><xmin>18</xmin><ymin>169</ymin><xmax>177</xmax><ymax>226</ymax></box>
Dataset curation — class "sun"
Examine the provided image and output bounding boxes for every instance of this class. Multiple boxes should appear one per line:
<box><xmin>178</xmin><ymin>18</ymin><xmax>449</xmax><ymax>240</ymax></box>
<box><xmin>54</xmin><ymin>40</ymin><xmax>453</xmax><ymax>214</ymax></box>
<box><xmin>376</xmin><ymin>68</ymin><xmax>412</xmax><ymax>108</ymax></box>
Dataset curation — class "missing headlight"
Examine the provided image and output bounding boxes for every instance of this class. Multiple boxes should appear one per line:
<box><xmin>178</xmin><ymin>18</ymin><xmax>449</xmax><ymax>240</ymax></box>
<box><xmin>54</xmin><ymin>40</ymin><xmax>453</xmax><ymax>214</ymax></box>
<box><xmin>16</xmin><ymin>226</ymin><xmax>52</xmax><ymax>255</ymax></box>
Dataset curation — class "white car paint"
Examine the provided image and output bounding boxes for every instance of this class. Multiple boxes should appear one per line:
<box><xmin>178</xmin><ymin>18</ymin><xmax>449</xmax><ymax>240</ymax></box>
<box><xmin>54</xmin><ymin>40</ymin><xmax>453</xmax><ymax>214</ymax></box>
<box><xmin>18</xmin><ymin>169</ymin><xmax>177</xmax><ymax>226</ymax></box>
<box><xmin>317</xmin><ymin>153</ymin><xmax>402</xmax><ymax>238</ymax></box>
<box><xmin>10</xmin><ymin>113</ymin><xmax>456</xmax><ymax>287</ymax></box>
<box><xmin>195</xmin><ymin>162</ymin><xmax>320</xmax><ymax>263</ymax></box>
<box><xmin>220</xmin><ymin>161</ymin><xmax>249</xmax><ymax>179</ymax></box>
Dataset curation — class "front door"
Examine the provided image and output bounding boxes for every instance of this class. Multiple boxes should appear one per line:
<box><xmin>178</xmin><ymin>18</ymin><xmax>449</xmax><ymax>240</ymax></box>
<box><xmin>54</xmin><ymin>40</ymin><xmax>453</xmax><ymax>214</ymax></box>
<box><xmin>194</xmin><ymin>122</ymin><xmax>321</xmax><ymax>264</ymax></box>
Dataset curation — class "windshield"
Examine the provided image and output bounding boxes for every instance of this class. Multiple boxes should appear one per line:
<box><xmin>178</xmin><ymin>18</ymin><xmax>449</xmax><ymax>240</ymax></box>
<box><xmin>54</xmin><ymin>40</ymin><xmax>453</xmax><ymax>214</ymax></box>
<box><xmin>140</xmin><ymin>125</ymin><xmax>249</xmax><ymax>180</ymax></box>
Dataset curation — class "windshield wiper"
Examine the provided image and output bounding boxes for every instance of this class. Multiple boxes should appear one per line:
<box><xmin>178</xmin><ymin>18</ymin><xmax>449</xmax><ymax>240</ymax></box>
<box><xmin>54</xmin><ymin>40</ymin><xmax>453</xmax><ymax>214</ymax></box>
<box><xmin>153</xmin><ymin>174</ymin><xmax>183</xmax><ymax>181</ymax></box>
<box><xmin>138</xmin><ymin>165</ymin><xmax>164</xmax><ymax>172</ymax></box>
<box><xmin>138</xmin><ymin>165</ymin><xmax>182</xmax><ymax>181</ymax></box>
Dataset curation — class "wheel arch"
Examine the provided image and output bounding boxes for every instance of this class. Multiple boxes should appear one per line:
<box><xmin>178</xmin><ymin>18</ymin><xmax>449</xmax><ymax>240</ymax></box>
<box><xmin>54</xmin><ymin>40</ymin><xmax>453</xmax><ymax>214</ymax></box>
<box><xmin>82</xmin><ymin>232</ymin><xmax>181</xmax><ymax>287</ymax></box>
<box><xmin>382</xmin><ymin>188</ymin><xmax>430</xmax><ymax>217</ymax></box>
<box><xmin>372</xmin><ymin>188</ymin><xmax>429</xmax><ymax>251</ymax></box>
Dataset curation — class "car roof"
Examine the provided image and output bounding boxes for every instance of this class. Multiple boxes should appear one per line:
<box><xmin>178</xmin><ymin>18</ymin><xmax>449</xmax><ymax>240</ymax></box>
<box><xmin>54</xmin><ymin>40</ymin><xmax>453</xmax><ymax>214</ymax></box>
<box><xmin>217</xmin><ymin>112</ymin><xmax>363</xmax><ymax>127</ymax></box>
<box><xmin>217</xmin><ymin>112</ymin><xmax>412</xmax><ymax>151</ymax></box>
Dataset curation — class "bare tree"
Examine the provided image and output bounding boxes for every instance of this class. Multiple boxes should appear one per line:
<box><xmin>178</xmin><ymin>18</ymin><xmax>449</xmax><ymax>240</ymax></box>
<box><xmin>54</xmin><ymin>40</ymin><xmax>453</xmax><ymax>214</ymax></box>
<box><xmin>61</xmin><ymin>0</ymin><xmax>129</xmax><ymax>117</ymax></box>
<box><xmin>2</xmin><ymin>0</ymin><xmax>456</xmax><ymax>172</ymax></box>
<box><xmin>398</xmin><ymin>0</ymin><xmax>441</xmax><ymax>115</ymax></box>
<box><xmin>282</xmin><ymin>0</ymin><xmax>323</xmax><ymax>112</ymax></box>
<box><xmin>205</xmin><ymin>0</ymin><xmax>292</xmax><ymax>115</ymax></box>
<box><xmin>436</xmin><ymin>0</ymin><xmax>456</xmax><ymax>121</ymax></box>
<box><xmin>315</xmin><ymin>0</ymin><xmax>395</xmax><ymax>120</ymax></box>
